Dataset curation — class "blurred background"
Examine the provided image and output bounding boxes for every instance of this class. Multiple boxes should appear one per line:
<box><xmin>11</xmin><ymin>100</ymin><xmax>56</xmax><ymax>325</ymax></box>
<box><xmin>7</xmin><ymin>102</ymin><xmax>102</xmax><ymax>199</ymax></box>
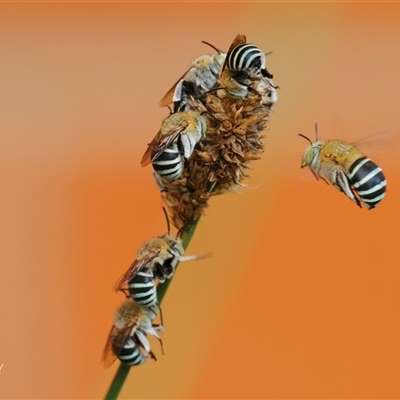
<box><xmin>1</xmin><ymin>2</ymin><xmax>400</xmax><ymax>399</ymax></box>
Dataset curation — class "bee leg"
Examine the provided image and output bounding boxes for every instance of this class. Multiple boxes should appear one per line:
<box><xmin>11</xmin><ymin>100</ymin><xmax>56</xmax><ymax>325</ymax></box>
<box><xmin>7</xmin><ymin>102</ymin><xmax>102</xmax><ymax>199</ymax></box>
<box><xmin>334</xmin><ymin>170</ymin><xmax>362</xmax><ymax>208</ymax></box>
<box><xmin>181</xmin><ymin>155</ymin><xmax>191</xmax><ymax>175</ymax></box>
<box><xmin>177</xmin><ymin>219</ymin><xmax>193</xmax><ymax>238</ymax></box>
<box><xmin>156</xmin><ymin>336</ymin><xmax>164</xmax><ymax>355</ymax></box>
<box><xmin>156</xmin><ymin>303</ymin><xmax>164</xmax><ymax>327</ymax></box>
<box><xmin>118</xmin><ymin>288</ymin><xmax>131</xmax><ymax>299</ymax></box>
<box><xmin>320</xmin><ymin>176</ymin><xmax>330</xmax><ymax>185</ymax></box>
<box><xmin>148</xmin><ymin>349</ymin><xmax>158</xmax><ymax>361</ymax></box>
<box><xmin>247</xmin><ymin>86</ymin><xmax>260</xmax><ymax>96</ymax></box>
<box><xmin>261</xmin><ymin>68</ymin><xmax>274</xmax><ymax>79</ymax></box>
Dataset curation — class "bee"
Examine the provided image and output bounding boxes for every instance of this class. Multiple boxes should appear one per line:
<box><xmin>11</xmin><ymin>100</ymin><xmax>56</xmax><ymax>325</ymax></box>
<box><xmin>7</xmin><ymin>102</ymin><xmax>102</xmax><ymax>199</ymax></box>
<box><xmin>141</xmin><ymin>110</ymin><xmax>207</xmax><ymax>181</ymax></box>
<box><xmin>101</xmin><ymin>299</ymin><xmax>163</xmax><ymax>368</ymax></box>
<box><xmin>298</xmin><ymin>124</ymin><xmax>387</xmax><ymax>209</ymax></box>
<box><xmin>220</xmin><ymin>34</ymin><xmax>274</xmax><ymax>99</ymax></box>
<box><xmin>114</xmin><ymin>232</ymin><xmax>203</xmax><ymax>306</ymax></box>
<box><xmin>159</xmin><ymin>41</ymin><xmax>226</xmax><ymax>112</ymax></box>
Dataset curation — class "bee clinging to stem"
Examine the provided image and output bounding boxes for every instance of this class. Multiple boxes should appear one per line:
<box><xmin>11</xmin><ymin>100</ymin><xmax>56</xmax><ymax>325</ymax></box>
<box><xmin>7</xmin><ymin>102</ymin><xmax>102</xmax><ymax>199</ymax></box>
<box><xmin>159</xmin><ymin>40</ymin><xmax>226</xmax><ymax>112</ymax></box>
<box><xmin>299</xmin><ymin>124</ymin><xmax>387</xmax><ymax>209</ymax></box>
<box><xmin>141</xmin><ymin>110</ymin><xmax>207</xmax><ymax>181</ymax></box>
<box><xmin>114</xmin><ymin>208</ymin><xmax>208</xmax><ymax>306</ymax></box>
<box><xmin>101</xmin><ymin>299</ymin><xmax>163</xmax><ymax>368</ymax></box>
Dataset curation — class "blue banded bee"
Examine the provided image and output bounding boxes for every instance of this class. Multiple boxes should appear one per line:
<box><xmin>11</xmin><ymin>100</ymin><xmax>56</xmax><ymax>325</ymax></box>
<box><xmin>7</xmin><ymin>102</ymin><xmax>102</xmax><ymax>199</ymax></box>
<box><xmin>299</xmin><ymin>125</ymin><xmax>387</xmax><ymax>209</ymax></box>
<box><xmin>102</xmin><ymin>299</ymin><xmax>163</xmax><ymax>368</ymax></box>
<box><xmin>114</xmin><ymin>233</ymin><xmax>184</xmax><ymax>307</ymax></box>
<box><xmin>220</xmin><ymin>34</ymin><xmax>274</xmax><ymax>99</ymax></box>
<box><xmin>149</xmin><ymin>141</ymin><xmax>183</xmax><ymax>181</ymax></box>
<box><xmin>159</xmin><ymin>41</ymin><xmax>226</xmax><ymax>112</ymax></box>
<box><xmin>141</xmin><ymin>110</ymin><xmax>207</xmax><ymax>181</ymax></box>
<box><xmin>114</xmin><ymin>223</ymin><xmax>206</xmax><ymax>307</ymax></box>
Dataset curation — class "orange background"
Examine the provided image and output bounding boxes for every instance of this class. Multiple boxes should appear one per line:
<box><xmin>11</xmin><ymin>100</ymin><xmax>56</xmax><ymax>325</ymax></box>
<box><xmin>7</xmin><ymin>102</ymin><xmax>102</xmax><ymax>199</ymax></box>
<box><xmin>1</xmin><ymin>2</ymin><xmax>400</xmax><ymax>399</ymax></box>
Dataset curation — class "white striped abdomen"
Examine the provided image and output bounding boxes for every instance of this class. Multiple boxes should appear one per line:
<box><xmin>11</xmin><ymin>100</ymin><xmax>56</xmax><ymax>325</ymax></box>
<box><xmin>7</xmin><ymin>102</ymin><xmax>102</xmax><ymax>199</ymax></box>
<box><xmin>152</xmin><ymin>142</ymin><xmax>183</xmax><ymax>180</ymax></box>
<box><xmin>348</xmin><ymin>157</ymin><xmax>387</xmax><ymax>209</ymax></box>
<box><xmin>226</xmin><ymin>43</ymin><xmax>263</xmax><ymax>71</ymax></box>
<box><xmin>116</xmin><ymin>336</ymin><xmax>148</xmax><ymax>366</ymax></box>
<box><xmin>127</xmin><ymin>270</ymin><xmax>158</xmax><ymax>307</ymax></box>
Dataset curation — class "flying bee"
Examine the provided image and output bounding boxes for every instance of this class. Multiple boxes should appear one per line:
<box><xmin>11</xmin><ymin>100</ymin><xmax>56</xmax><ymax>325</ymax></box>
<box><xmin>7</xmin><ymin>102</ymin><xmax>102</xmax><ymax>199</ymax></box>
<box><xmin>159</xmin><ymin>41</ymin><xmax>226</xmax><ymax>112</ymax></box>
<box><xmin>101</xmin><ymin>299</ymin><xmax>163</xmax><ymax>368</ymax></box>
<box><xmin>219</xmin><ymin>34</ymin><xmax>274</xmax><ymax>99</ymax></box>
<box><xmin>299</xmin><ymin>124</ymin><xmax>387</xmax><ymax>209</ymax></box>
<box><xmin>141</xmin><ymin>110</ymin><xmax>207</xmax><ymax>181</ymax></box>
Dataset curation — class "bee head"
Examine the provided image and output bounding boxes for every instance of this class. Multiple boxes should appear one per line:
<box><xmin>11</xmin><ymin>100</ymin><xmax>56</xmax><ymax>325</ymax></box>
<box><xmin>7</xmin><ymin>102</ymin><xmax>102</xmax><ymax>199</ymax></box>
<box><xmin>214</xmin><ymin>53</ymin><xmax>226</xmax><ymax>68</ymax></box>
<box><xmin>298</xmin><ymin>133</ymin><xmax>322</xmax><ymax>168</ymax></box>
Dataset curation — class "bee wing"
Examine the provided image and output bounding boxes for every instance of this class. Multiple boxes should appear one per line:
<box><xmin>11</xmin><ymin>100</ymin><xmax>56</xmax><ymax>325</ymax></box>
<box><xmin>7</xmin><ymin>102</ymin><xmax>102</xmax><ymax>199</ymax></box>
<box><xmin>351</xmin><ymin>128</ymin><xmax>400</xmax><ymax>156</ymax></box>
<box><xmin>159</xmin><ymin>68</ymin><xmax>193</xmax><ymax>107</ymax></box>
<box><xmin>140</xmin><ymin>134</ymin><xmax>160</xmax><ymax>167</ymax></box>
<box><xmin>101</xmin><ymin>326</ymin><xmax>118</xmax><ymax>368</ymax></box>
<box><xmin>221</xmin><ymin>34</ymin><xmax>247</xmax><ymax>72</ymax></box>
<box><xmin>227</xmin><ymin>34</ymin><xmax>247</xmax><ymax>54</ymax></box>
<box><xmin>140</xmin><ymin>125</ymin><xmax>185</xmax><ymax>167</ymax></box>
<box><xmin>110</xmin><ymin>324</ymin><xmax>137</xmax><ymax>359</ymax></box>
<box><xmin>113</xmin><ymin>253</ymin><xmax>158</xmax><ymax>292</ymax></box>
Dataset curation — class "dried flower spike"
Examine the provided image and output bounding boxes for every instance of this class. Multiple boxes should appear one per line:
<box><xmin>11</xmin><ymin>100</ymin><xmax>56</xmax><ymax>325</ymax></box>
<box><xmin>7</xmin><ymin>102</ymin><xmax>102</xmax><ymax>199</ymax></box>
<box><xmin>154</xmin><ymin>34</ymin><xmax>277</xmax><ymax>231</ymax></box>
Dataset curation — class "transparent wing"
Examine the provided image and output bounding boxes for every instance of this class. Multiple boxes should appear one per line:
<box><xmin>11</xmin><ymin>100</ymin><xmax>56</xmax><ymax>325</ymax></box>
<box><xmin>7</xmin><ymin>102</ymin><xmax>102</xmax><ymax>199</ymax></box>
<box><xmin>221</xmin><ymin>34</ymin><xmax>247</xmax><ymax>73</ymax></box>
<box><xmin>140</xmin><ymin>125</ymin><xmax>184</xmax><ymax>167</ymax></box>
<box><xmin>227</xmin><ymin>34</ymin><xmax>246</xmax><ymax>55</ymax></box>
<box><xmin>101</xmin><ymin>326</ymin><xmax>118</xmax><ymax>368</ymax></box>
<box><xmin>113</xmin><ymin>253</ymin><xmax>158</xmax><ymax>292</ymax></box>
<box><xmin>100</xmin><ymin>322</ymin><xmax>139</xmax><ymax>369</ymax></box>
<box><xmin>351</xmin><ymin>128</ymin><xmax>400</xmax><ymax>156</ymax></box>
<box><xmin>159</xmin><ymin>69</ymin><xmax>192</xmax><ymax>107</ymax></box>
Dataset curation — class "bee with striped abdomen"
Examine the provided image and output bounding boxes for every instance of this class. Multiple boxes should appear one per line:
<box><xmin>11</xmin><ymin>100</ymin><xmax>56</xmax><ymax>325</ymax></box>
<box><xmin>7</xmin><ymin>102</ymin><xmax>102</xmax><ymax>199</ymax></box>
<box><xmin>141</xmin><ymin>110</ymin><xmax>207</xmax><ymax>181</ymax></box>
<box><xmin>159</xmin><ymin>41</ymin><xmax>226</xmax><ymax>112</ymax></box>
<box><xmin>101</xmin><ymin>299</ymin><xmax>163</xmax><ymax>368</ymax></box>
<box><xmin>114</xmin><ymin>229</ymin><xmax>205</xmax><ymax>306</ymax></box>
<box><xmin>299</xmin><ymin>125</ymin><xmax>387</xmax><ymax>209</ymax></box>
<box><xmin>113</xmin><ymin>233</ymin><xmax>183</xmax><ymax>307</ymax></box>
<box><xmin>220</xmin><ymin>34</ymin><xmax>274</xmax><ymax>99</ymax></box>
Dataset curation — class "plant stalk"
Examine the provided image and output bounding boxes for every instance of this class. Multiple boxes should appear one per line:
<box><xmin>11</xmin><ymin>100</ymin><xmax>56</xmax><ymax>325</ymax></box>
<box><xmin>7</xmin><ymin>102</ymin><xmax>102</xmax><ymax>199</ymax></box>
<box><xmin>104</xmin><ymin>183</ymin><xmax>214</xmax><ymax>400</ymax></box>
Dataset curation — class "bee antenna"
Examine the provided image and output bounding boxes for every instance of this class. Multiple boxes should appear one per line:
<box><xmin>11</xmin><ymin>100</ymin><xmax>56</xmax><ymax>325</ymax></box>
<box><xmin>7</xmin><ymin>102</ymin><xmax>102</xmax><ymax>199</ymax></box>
<box><xmin>314</xmin><ymin>123</ymin><xmax>319</xmax><ymax>140</ymax></box>
<box><xmin>201</xmin><ymin>40</ymin><xmax>223</xmax><ymax>54</ymax></box>
<box><xmin>207</xmin><ymin>87</ymin><xmax>223</xmax><ymax>94</ymax></box>
<box><xmin>265</xmin><ymin>51</ymin><xmax>273</xmax><ymax>56</ymax></box>
<box><xmin>298</xmin><ymin>133</ymin><xmax>313</xmax><ymax>145</ymax></box>
<box><xmin>166</xmin><ymin>105</ymin><xmax>173</xmax><ymax>115</ymax></box>
<box><xmin>161</xmin><ymin>207</ymin><xmax>171</xmax><ymax>235</ymax></box>
<box><xmin>200</xmin><ymin>110</ymin><xmax>220</xmax><ymax>123</ymax></box>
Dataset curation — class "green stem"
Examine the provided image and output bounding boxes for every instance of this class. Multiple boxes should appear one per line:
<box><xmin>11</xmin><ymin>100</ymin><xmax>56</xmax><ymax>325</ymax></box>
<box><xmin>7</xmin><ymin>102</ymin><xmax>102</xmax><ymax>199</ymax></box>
<box><xmin>104</xmin><ymin>364</ymin><xmax>131</xmax><ymax>400</ymax></box>
<box><xmin>104</xmin><ymin>183</ymin><xmax>215</xmax><ymax>400</ymax></box>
